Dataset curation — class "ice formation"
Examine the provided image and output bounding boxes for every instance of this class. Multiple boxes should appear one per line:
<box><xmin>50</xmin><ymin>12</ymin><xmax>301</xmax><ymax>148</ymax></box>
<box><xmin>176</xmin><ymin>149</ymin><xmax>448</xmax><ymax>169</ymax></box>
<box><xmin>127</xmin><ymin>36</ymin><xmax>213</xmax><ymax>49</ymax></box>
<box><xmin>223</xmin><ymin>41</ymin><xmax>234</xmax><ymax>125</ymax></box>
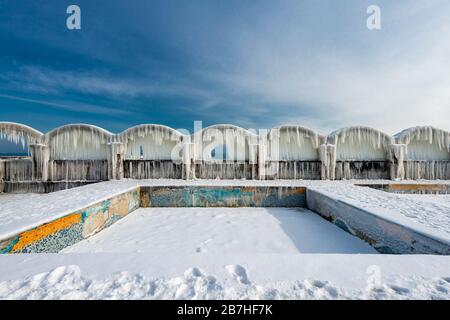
<box><xmin>48</xmin><ymin>160</ymin><xmax>109</xmax><ymax>181</ymax></box>
<box><xmin>0</xmin><ymin>122</ymin><xmax>43</xmax><ymax>148</ymax></box>
<box><xmin>0</xmin><ymin>158</ymin><xmax>33</xmax><ymax>181</ymax></box>
<box><xmin>193</xmin><ymin>125</ymin><xmax>257</xmax><ymax>162</ymax></box>
<box><xmin>327</xmin><ymin>126</ymin><xmax>394</xmax><ymax>161</ymax></box>
<box><xmin>118</xmin><ymin>125</ymin><xmax>185</xmax><ymax>161</ymax></box>
<box><xmin>266</xmin><ymin>126</ymin><xmax>324</xmax><ymax>161</ymax></box>
<box><xmin>319</xmin><ymin>144</ymin><xmax>336</xmax><ymax>180</ymax></box>
<box><xmin>124</xmin><ymin>161</ymin><xmax>183</xmax><ymax>179</ymax></box>
<box><xmin>46</xmin><ymin>124</ymin><xmax>111</xmax><ymax>160</ymax></box>
<box><xmin>389</xmin><ymin>144</ymin><xmax>407</xmax><ymax>180</ymax></box>
<box><xmin>1</xmin><ymin>122</ymin><xmax>449</xmax><ymax>183</ymax></box>
<box><xmin>396</xmin><ymin>126</ymin><xmax>450</xmax><ymax>161</ymax></box>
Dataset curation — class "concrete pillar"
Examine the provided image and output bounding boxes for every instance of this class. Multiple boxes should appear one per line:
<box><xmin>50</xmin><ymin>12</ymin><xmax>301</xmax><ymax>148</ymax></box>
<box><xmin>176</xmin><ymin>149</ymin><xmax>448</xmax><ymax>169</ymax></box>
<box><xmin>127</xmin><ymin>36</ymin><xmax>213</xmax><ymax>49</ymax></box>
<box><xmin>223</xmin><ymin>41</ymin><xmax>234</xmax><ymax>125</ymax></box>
<box><xmin>0</xmin><ymin>159</ymin><xmax>5</xmax><ymax>182</ymax></box>
<box><xmin>257</xmin><ymin>140</ymin><xmax>266</xmax><ymax>180</ymax></box>
<box><xmin>319</xmin><ymin>144</ymin><xmax>336</xmax><ymax>180</ymax></box>
<box><xmin>29</xmin><ymin>143</ymin><xmax>49</xmax><ymax>181</ymax></box>
<box><xmin>389</xmin><ymin>144</ymin><xmax>407</xmax><ymax>181</ymax></box>
<box><xmin>108</xmin><ymin>142</ymin><xmax>125</xmax><ymax>180</ymax></box>
<box><xmin>249</xmin><ymin>143</ymin><xmax>258</xmax><ymax>180</ymax></box>
<box><xmin>182</xmin><ymin>140</ymin><xmax>193</xmax><ymax>180</ymax></box>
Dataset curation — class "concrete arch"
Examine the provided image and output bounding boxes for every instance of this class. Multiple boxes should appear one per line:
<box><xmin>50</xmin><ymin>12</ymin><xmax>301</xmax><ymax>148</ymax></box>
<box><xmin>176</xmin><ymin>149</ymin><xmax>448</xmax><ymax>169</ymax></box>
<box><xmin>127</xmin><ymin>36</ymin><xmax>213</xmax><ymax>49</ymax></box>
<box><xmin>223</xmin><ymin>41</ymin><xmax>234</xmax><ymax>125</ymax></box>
<box><xmin>192</xmin><ymin>124</ymin><xmax>258</xmax><ymax>162</ymax></box>
<box><xmin>327</xmin><ymin>126</ymin><xmax>394</xmax><ymax>161</ymax></box>
<box><xmin>118</xmin><ymin>124</ymin><xmax>187</xmax><ymax>161</ymax></box>
<box><xmin>266</xmin><ymin>125</ymin><xmax>325</xmax><ymax>161</ymax></box>
<box><xmin>0</xmin><ymin>122</ymin><xmax>44</xmax><ymax>146</ymax></box>
<box><xmin>45</xmin><ymin>124</ymin><xmax>113</xmax><ymax>160</ymax></box>
<box><xmin>395</xmin><ymin>126</ymin><xmax>450</xmax><ymax>160</ymax></box>
<box><xmin>118</xmin><ymin>124</ymin><xmax>186</xmax><ymax>141</ymax></box>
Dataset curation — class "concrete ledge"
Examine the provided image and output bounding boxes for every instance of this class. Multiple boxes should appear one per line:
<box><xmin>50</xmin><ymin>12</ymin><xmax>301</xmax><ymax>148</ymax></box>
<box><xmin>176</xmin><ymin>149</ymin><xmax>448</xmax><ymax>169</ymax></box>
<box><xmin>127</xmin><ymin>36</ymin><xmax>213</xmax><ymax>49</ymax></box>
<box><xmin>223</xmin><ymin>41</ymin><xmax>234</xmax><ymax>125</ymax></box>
<box><xmin>1</xmin><ymin>181</ymin><xmax>99</xmax><ymax>193</ymax></box>
<box><xmin>306</xmin><ymin>189</ymin><xmax>450</xmax><ymax>255</ymax></box>
<box><xmin>358</xmin><ymin>183</ymin><xmax>450</xmax><ymax>194</ymax></box>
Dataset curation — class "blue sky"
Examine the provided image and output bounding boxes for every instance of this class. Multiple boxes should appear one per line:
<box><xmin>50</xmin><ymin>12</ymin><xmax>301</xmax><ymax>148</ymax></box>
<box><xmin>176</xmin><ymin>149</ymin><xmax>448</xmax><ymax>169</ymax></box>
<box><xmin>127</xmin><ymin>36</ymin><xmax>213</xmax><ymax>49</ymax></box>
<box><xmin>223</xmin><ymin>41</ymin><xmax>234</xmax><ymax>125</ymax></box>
<box><xmin>0</xmin><ymin>0</ymin><xmax>449</xmax><ymax>138</ymax></box>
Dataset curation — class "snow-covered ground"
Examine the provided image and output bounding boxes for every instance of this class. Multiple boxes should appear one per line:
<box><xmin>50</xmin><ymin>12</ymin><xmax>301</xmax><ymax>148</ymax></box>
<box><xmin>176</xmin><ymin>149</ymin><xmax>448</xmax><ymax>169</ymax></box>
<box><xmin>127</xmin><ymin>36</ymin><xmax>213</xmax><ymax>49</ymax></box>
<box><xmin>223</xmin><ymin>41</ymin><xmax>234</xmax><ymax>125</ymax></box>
<box><xmin>62</xmin><ymin>208</ymin><xmax>377</xmax><ymax>254</ymax></box>
<box><xmin>1</xmin><ymin>253</ymin><xmax>449</xmax><ymax>299</ymax></box>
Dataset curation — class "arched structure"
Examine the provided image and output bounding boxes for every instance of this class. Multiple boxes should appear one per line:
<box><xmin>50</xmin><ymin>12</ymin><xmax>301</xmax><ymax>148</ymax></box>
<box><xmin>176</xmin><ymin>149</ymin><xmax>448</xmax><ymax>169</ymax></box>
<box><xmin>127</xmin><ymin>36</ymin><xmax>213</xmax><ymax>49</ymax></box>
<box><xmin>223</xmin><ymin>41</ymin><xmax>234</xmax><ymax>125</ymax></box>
<box><xmin>396</xmin><ymin>126</ymin><xmax>450</xmax><ymax>161</ymax></box>
<box><xmin>265</xmin><ymin>125</ymin><xmax>325</xmax><ymax>179</ymax></box>
<box><xmin>325</xmin><ymin>126</ymin><xmax>395</xmax><ymax>180</ymax></box>
<box><xmin>45</xmin><ymin>124</ymin><xmax>112</xmax><ymax>181</ymax></box>
<box><xmin>267</xmin><ymin>125</ymin><xmax>324</xmax><ymax>161</ymax></box>
<box><xmin>327</xmin><ymin>126</ymin><xmax>394</xmax><ymax>161</ymax></box>
<box><xmin>45</xmin><ymin>124</ymin><xmax>112</xmax><ymax>160</ymax></box>
<box><xmin>395</xmin><ymin>126</ymin><xmax>450</xmax><ymax>179</ymax></box>
<box><xmin>0</xmin><ymin>123</ymin><xmax>44</xmax><ymax>183</ymax></box>
<box><xmin>193</xmin><ymin>124</ymin><xmax>258</xmax><ymax>162</ymax></box>
<box><xmin>192</xmin><ymin>124</ymin><xmax>258</xmax><ymax>179</ymax></box>
<box><xmin>1</xmin><ymin>121</ymin><xmax>449</xmax><ymax>192</ymax></box>
<box><xmin>117</xmin><ymin>124</ymin><xmax>188</xmax><ymax>179</ymax></box>
<box><xmin>0</xmin><ymin>122</ymin><xmax>43</xmax><ymax>147</ymax></box>
<box><xmin>118</xmin><ymin>124</ymin><xmax>186</xmax><ymax>161</ymax></box>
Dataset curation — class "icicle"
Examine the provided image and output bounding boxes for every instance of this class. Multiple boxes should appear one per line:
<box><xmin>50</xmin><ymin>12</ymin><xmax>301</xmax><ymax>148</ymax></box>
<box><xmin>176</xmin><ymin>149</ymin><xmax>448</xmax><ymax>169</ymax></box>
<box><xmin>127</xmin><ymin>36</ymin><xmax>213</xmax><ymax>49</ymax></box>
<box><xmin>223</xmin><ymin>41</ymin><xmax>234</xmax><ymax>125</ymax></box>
<box><xmin>119</xmin><ymin>125</ymin><xmax>184</xmax><ymax>161</ymax></box>
<box><xmin>328</xmin><ymin>126</ymin><xmax>393</xmax><ymax>161</ymax></box>
<box><xmin>0</xmin><ymin>159</ymin><xmax>5</xmax><ymax>181</ymax></box>
<box><xmin>319</xmin><ymin>144</ymin><xmax>336</xmax><ymax>180</ymax></box>
<box><xmin>0</xmin><ymin>158</ymin><xmax>33</xmax><ymax>181</ymax></box>
<box><xmin>389</xmin><ymin>144</ymin><xmax>407</xmax><ymax>180</ymax></box>
<box><xmin>267</xmin><ymin>126</ymin><xmax>324</xmax><ymax>161</ymax></box>
<box><xmin>0</xmin><ymin>122</ymin><xmax>43</xmax><ymax>152</ymax></box>
<box><xmin>396</xmin><ymin>126</ymin><xmax>450</xmax><ymax>161</ymax></box>
<box><xmin>193</xmin><ymin>125</ymin><xmax>257</xmax><ymax>162</ymax></box>
<box><xmin>46</xmin><ymin>125</ymin><xmax>111</xmax><ymax>160</ymax></box>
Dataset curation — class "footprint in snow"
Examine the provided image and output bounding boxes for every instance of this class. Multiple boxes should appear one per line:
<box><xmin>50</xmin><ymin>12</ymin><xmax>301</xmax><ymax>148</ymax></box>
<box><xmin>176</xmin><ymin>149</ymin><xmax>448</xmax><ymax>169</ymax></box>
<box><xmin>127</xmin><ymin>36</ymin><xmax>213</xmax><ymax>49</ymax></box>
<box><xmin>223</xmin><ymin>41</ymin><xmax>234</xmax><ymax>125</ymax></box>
<box><xmin>226</xmin><ymin>264</ymin><xmax>250</xmax><ymax>285</ymax></box>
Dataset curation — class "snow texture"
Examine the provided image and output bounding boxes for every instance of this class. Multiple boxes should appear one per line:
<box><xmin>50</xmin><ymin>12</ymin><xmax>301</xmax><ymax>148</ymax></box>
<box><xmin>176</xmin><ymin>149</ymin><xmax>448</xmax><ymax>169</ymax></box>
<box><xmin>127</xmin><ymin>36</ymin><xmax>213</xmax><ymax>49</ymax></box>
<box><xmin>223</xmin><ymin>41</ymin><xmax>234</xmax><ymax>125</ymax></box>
<box><xmin>1</xmin><ymin>257</ymin><xmax>449</xmax><ymax>299</ymax></box>
<box><xmin>62</xmin><ymin>208</ymin><xmax>377</xmax><ymax>254</ymax></box>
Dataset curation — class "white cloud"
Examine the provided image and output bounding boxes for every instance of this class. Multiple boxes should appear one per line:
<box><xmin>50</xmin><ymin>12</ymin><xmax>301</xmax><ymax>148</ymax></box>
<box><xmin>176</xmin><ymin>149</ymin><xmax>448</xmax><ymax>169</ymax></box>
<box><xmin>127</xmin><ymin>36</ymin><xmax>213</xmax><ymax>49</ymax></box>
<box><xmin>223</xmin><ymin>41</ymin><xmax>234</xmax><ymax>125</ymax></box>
<box><xmin>198</xmin><ymin>1</ymin><xmax>450</xmax><ymax>134</ymax></box>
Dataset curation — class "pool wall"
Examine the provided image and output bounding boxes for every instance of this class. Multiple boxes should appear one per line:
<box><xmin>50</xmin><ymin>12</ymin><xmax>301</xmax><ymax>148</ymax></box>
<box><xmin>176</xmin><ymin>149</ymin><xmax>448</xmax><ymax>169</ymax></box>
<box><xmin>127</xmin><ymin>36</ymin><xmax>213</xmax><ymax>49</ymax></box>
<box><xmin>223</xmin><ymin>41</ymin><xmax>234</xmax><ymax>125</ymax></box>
<box><xmin>0</xmin><ymin>188</ymin><xmax>140</xmax><ymax>253</ymax></box>
<box><xmin>140</xmin><ymin>186</ymin><xmax>306</xmax><ymax>207</ymax></box>
<box><xmin>306</xmin><ymin>189</ymin><xmax>450</xmax><ymax>255</ymax></box>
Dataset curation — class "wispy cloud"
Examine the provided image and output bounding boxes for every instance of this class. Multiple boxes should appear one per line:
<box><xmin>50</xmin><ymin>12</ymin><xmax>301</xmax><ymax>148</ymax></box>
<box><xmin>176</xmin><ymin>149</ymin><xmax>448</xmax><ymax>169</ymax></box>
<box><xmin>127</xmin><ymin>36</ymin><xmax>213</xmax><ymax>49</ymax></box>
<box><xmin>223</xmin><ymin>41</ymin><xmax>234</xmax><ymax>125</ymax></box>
<box><xmin>0</xmin><ymin>93</ymin><xmax>131</xmax><ymax>116</ymax></box>
<box><xmin>195</xmin><ymin>1</ymin><xmax>450</xmax><ymax>133</ymax></box>
<box><xmin>2</xmin><ymin>66</ymin><xmax>220</xmax><ymax>105</ymax></box>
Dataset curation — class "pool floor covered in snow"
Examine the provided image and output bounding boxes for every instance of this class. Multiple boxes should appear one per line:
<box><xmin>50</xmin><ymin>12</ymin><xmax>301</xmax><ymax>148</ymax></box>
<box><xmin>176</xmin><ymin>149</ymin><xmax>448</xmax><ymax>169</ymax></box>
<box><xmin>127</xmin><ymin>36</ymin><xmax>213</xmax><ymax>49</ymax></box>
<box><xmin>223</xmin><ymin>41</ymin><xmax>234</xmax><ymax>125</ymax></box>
<box><xmin>62</xmin><ymin>208</ymin><xmax>377</xmax><ymax>254</ymax></box>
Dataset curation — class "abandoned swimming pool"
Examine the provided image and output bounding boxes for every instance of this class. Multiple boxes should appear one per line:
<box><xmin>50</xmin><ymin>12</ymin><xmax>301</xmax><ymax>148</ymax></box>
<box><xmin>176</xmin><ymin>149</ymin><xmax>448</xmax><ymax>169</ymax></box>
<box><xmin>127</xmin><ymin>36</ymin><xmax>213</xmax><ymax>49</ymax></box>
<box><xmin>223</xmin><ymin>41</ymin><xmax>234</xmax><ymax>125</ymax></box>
<box><xmin>0</xmin><ymin>180</ymin><xmax>449</xmax><ymax>255</ymax></box>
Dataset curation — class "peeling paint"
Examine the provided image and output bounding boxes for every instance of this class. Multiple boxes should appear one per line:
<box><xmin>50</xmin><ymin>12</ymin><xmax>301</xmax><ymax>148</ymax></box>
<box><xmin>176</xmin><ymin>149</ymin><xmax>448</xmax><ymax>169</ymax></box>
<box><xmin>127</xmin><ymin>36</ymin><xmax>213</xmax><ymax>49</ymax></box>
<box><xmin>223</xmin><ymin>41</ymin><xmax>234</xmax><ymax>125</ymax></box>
<box><xmin>1</xmin><ymin>188</ymin><xmax>140</xmax><ymax>254</ymax></box>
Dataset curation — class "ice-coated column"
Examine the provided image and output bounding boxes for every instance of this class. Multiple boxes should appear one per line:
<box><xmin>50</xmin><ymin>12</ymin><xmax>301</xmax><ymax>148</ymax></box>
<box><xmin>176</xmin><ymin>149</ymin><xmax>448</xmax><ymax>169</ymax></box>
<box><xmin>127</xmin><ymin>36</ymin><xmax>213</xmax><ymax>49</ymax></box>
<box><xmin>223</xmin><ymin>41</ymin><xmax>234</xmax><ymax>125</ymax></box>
<box><xmin>257</xmin><ymin>139</ymin><xmax>267</xmax><ymax>180</ymax></box>
<box><xmin>389</xmin><ymin>144</ymin><xmax>407</xmax><ymax>180</ymax></box>
<box><xmin>182</xmin><ymin>139</ymin><xmax>193</xmax><ymax>180</ymax></box>
<box><xmin>319</xmin><ymin>144</ymin><xmax>336</xmax><ymax>180</ymax></box>
<box><xmin>29</xmin><ymin>143</ymin><xmax>49</xmax><ymax>181</ymax></box>
<box><xmin>108</xmin><ymin>142</ymin><xmax>125</xmax><ymax>180</ymax></box>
